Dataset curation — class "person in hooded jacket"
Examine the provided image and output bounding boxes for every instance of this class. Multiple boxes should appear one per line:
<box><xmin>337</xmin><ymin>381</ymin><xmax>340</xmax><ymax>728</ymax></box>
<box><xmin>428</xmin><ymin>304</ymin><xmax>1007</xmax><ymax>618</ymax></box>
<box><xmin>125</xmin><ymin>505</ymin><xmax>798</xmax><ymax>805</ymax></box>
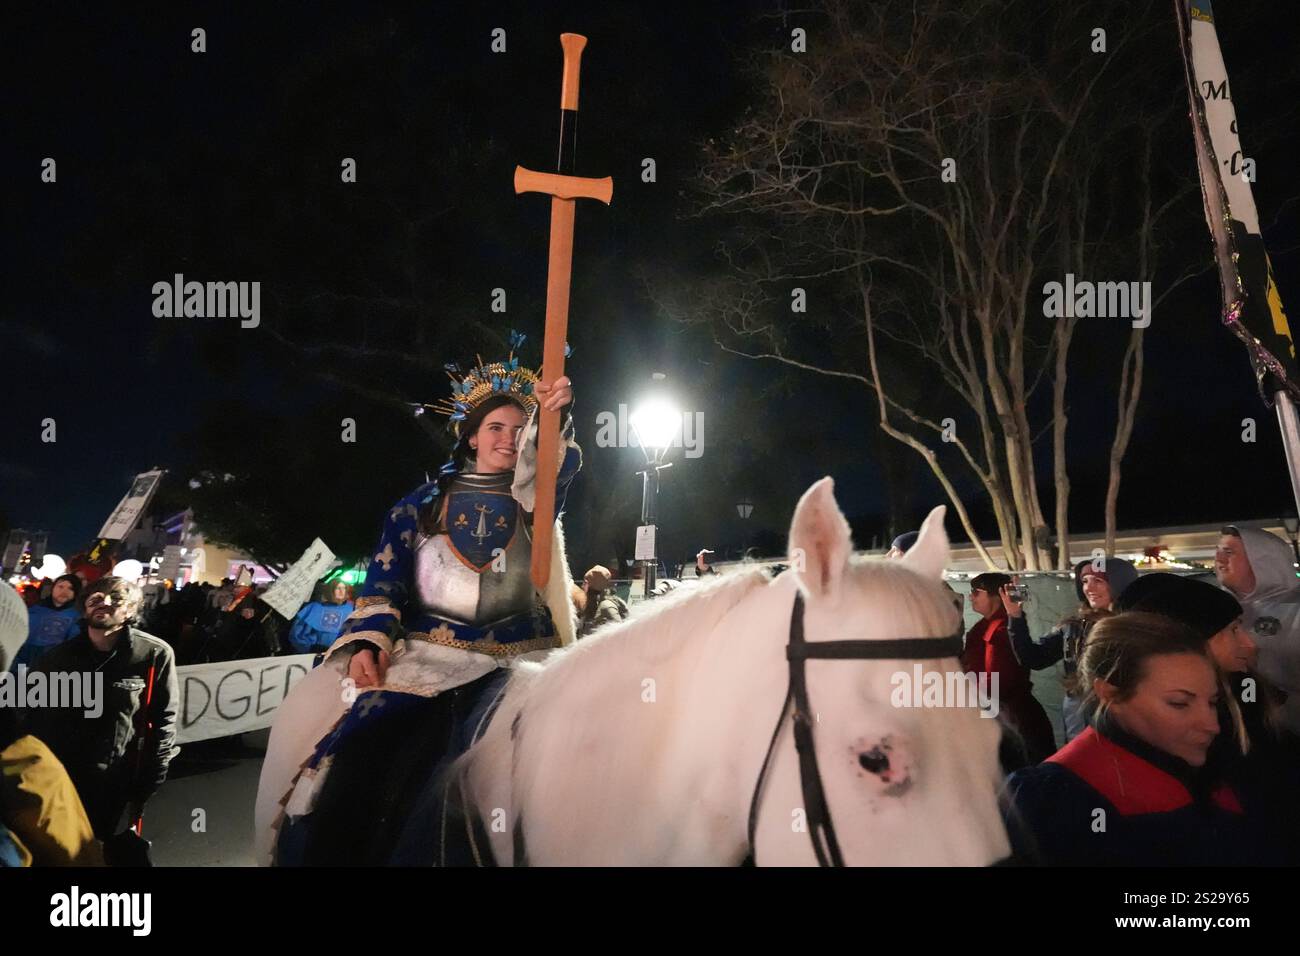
<box><xmin>1216</xmin><ymin>526</ymin><xmax>1300</xmax><ymax>736</ymax></box>
<box><xmin>1002</xmin><ymin>558</ymin><xmax>1138</xmax><ymax>743</ymax></box>
<box><xmin>10</xmin><ymin>574</ymin><xmax>83</xmax><ymax>671</ymax></box>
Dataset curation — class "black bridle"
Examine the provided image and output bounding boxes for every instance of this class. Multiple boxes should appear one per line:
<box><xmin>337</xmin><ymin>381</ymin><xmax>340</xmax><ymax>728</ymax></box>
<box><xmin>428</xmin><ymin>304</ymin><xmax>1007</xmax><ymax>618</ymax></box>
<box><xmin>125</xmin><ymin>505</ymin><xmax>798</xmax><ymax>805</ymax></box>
<box><xmin>746</xmin><ymin>591</ymin><xmax>964</xmax><ymax>866</ymax></box>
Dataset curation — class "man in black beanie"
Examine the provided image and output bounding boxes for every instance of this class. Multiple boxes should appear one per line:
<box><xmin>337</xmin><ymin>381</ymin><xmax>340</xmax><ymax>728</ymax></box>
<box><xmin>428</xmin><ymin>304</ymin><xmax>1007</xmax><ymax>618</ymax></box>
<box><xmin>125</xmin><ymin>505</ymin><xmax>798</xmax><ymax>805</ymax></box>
<box><xmin>1116</xmin><ymin>572</ymin><xmax>1254</xmax><ymax>672</ymax></box>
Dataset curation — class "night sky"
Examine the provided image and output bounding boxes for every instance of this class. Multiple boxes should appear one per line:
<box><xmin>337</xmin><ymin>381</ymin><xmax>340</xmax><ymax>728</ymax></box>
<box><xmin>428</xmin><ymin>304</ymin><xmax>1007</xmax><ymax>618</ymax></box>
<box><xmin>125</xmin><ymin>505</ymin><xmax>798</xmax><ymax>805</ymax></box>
<box><xmin>3</xmin><ymin>1</ymin><xmax>1299</xmax><ymax>570</ymax></box>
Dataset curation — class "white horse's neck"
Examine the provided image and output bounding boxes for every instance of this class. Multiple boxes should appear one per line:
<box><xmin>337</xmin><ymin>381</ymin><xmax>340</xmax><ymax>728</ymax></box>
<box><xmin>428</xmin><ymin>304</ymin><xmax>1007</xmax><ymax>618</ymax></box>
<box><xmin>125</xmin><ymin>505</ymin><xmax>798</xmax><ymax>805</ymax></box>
<box><xmin>469</xmin><ymin>567</ymin><xmax>789</xmax><ymax>865</ymax></box>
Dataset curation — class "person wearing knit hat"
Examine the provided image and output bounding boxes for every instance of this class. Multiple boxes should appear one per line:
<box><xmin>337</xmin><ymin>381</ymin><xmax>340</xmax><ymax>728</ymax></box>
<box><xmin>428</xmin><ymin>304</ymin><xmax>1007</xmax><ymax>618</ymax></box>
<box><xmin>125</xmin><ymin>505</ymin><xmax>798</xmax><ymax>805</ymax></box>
<box><xmin>1001</xmin><ymin>556</ymin><xmax>1138</xmax><ymax>744</ymax></box>
<box><xmin>888</xmin><ymin>529</ymin><xmax>963</xmax><ymax>615</ymax></box>
<box><xmin>1115</xmin><ymin>572</ymin><xmax>1253</xmax><ymax>670</ymax></box>
<box><xmin>886</xmin><ymin>531</ymin><xmax>920</xmax><ymax>558</ymax></box>
<box><xmin>1116</xmin><ymin>571</ymin><xmax>1300</xmax><ymax>862</ymax></box>
<box><xmin>579</xmin><ymin>565</ymin><xmax>629</xmax><ymax>638</ymax></box>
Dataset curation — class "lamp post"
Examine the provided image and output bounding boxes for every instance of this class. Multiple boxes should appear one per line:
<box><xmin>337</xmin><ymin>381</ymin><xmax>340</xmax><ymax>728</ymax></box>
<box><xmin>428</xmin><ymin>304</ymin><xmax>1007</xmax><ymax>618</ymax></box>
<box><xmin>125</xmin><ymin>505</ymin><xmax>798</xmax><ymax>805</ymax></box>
<box><xmin>736</xmin><ymin>498</ymin><xmax>753</xmax><ymax>562</ymax></box>
<box><xmin>1283</xmin><ymin>514</ymin><xmax>1300</xmax><ymax>566</ymax></box>
<box><xmin>630</xmin><ymin>382</ymin><xmax>680</xmax><ymax>599</ymax></box>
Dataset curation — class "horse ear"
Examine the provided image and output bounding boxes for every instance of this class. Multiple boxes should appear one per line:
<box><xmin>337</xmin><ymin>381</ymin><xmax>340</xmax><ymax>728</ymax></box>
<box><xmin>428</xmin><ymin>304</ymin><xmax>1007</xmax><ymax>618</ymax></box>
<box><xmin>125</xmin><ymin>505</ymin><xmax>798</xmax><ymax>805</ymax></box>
<box><xmin>789</xmin><ymin>477</ymin><xmax>852</xmax><ymax>599</ymax></box>
<box><xmin>901</xmin><ymin>505</ymin><xmax>950</xmax><ymax>580</ymax></box>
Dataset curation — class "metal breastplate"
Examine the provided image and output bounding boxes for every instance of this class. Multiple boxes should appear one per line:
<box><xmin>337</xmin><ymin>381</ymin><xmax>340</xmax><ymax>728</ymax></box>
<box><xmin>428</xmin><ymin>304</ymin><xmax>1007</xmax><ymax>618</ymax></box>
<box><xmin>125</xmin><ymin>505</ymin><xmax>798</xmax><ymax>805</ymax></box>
<box><xmin>411</xmin><ymin>471</ymin><xmax>535</xmax><ymax>626</ymax></box>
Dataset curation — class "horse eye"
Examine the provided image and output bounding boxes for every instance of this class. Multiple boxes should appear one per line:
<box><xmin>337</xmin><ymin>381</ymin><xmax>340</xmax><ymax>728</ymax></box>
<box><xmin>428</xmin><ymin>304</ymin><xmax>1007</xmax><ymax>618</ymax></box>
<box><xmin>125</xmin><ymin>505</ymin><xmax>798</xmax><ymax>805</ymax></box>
<box><xmin>858</xmin><ymin>747</ymin><xmax>890</xmax><ymax>775</ymax></box>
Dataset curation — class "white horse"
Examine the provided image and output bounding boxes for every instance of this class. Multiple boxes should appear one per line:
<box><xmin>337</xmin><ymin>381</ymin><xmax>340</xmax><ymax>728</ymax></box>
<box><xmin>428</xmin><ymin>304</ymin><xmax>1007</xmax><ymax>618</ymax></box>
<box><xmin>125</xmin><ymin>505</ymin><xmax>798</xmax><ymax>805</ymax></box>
<box><xmin>255</xmin><ymin>477</ymin><xmax>1010</xmax><ymax>865</ymax></box>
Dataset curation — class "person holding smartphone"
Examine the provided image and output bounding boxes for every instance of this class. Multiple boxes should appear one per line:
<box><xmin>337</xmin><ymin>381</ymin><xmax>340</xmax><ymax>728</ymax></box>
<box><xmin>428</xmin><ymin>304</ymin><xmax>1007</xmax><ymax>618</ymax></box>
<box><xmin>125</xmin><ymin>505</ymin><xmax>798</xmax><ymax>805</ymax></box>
<box><xmin>964</xmin><ymin>573</ymin><xmax>1057</xmax><ymax>765</ymax></box>
<box><xmin>1002</xmin><ymin>558</ymin><xmax>1137</xmax><ymax>743</ymax></box>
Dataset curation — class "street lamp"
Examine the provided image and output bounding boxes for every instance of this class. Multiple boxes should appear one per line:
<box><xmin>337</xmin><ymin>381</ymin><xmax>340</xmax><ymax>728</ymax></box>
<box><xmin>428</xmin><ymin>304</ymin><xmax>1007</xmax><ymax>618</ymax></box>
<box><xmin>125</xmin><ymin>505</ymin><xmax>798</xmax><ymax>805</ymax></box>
<box><xmin>630</xmin><ymin>383</ymin><xmax>680</xmax><ymax>598</ymax></box>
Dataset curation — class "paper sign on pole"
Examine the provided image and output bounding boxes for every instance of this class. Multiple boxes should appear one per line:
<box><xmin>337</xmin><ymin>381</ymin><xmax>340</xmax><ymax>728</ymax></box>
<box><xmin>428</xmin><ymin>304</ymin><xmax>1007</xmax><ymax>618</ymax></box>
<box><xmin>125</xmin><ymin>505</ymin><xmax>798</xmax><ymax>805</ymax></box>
<box><xmin>158</xmin><ymin>545</ymin><xmax>183</xmax><ymax>582</ymax></box>
<box><xmin>98</xmin><ymin>470</ymin><xmax>165</xmax><ymax>540</ymax></box>
<box><xmin>176</xmin><ymin>653</ymin><xmax>316</xmax><ymax>744</ymax></box>
<box><xmin>635</xmin><ymin>524</ymin><xmax>657</xmax><ymax>561</ymax></box>
<box><xmin>260</xmin><ymin>538</ymin><xmax>337</xmax><ymax>619</ymax></box>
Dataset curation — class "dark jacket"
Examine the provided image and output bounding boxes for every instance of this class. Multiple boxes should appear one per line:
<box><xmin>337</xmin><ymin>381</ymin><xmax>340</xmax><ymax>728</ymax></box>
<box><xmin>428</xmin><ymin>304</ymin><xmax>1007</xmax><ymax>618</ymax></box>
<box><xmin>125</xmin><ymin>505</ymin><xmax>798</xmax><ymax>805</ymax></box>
<box><xmin>1007</xmin><ymin>614</ymin><xmax>1094</xmax><ymax>741</ymax></box>
<box><xmin>24</xmin><ymin>626</ymin><xmax>180</xmax><ymax>812</ymax></box>
<box><xmin>1004</xmin><ymin>715</ymin><xmax>1280</xmax><ymax>865</ymax></box>
<box><xmin>1207</xmin><ymin>672</ymin><xmax>1300</xmax><ymax>861</ymax></box>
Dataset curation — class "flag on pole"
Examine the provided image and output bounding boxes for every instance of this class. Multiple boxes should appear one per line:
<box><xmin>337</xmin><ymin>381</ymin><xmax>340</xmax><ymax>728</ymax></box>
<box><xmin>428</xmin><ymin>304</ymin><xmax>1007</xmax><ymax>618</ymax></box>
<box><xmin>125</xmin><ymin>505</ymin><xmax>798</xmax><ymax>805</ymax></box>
<box><xmin>1176</xmin><ymin>0</ymin><xmax>1296</xmax><ymax>398</ymax></box>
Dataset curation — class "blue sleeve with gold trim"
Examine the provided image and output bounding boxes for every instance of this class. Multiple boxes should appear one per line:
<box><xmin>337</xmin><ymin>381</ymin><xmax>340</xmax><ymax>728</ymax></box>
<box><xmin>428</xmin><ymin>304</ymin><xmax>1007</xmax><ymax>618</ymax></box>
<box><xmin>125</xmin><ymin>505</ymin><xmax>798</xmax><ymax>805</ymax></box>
<box><xmin>327</xmin><ymin>483</ymin><xmax>431</xmax><ymax>659</ymax></box>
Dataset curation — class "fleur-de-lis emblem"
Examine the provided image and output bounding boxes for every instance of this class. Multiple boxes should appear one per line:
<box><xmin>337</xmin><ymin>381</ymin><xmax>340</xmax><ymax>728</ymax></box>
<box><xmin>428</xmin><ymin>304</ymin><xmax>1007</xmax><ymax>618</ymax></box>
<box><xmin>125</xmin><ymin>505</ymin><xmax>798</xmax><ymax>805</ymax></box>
<box><xmin>431</xmin><ymin>623</ymin><xmax>456</xmax><ymax>643</ymax></box>
<box><xmin>495</xmin><ymin>515</ymin><xmax>508</xmax><ymax>529</ymax></box>
<box><xmin>374</xmin><ymin>543</ymin><xmax>397</xmax><ymax>571</ymax></box>
<box><xmin>455</xmin><ymin>513</ymin><xmax>469</xmax><ymax>529</ymax></box>
<box><xmin>399</xmin><ymin>529</ymin><xmax>414</xmax><ymax>547</ymax></box>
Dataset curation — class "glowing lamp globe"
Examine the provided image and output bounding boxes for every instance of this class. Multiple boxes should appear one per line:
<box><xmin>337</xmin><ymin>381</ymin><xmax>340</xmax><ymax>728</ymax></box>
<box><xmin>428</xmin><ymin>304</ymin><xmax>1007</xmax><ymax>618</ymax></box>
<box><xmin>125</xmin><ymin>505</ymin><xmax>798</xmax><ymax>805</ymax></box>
<box><xmin>630</xmin><ymin>398</ymin><xmax>681</xmax><ymax>452</ymax></box>
<box><xmin>32</xmin><ymin>554</ymin><xmax>67</xmax><ymax>580</ymax></box>
<box><xmin>112</xmin><ymin>559</ymin><xmax>145</xmax><ymax>581</ymax></box>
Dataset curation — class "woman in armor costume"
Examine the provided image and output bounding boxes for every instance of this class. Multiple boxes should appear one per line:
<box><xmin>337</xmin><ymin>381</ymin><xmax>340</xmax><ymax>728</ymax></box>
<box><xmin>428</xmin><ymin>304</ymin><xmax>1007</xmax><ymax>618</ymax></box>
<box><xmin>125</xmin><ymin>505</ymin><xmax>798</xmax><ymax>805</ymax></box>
<box><xmin>275</xmin><ymin>340</ymin><xmax>580</xmax><ymax>865</ymax></box>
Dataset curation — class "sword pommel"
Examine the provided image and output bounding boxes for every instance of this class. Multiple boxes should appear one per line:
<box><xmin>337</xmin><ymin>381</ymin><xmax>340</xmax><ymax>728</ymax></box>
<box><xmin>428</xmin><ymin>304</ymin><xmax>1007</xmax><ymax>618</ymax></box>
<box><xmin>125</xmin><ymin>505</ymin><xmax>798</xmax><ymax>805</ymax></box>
<box><xmin>514</xmin><ymin>166</ymin><xmax>613</xmax><ymax>205</ymax></box>
<box><xmin>559</xmin><ymin>33</ymin><xmax>587</xmax><ymax>111</ymax></box>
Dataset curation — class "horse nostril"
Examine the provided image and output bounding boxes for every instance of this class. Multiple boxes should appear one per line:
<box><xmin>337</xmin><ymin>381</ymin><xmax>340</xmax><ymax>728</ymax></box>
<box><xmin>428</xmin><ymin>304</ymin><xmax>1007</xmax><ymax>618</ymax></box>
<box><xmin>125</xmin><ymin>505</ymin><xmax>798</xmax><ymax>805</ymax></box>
<box><xmin>859</xmin><ymin>747</ymin><xmax>891</xmax><ymax>776</ymax></box>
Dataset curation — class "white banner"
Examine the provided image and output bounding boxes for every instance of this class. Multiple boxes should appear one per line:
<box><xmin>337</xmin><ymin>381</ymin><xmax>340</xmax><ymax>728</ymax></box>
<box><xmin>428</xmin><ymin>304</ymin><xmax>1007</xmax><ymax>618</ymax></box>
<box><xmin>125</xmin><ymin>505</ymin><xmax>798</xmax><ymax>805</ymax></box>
<box><xmin>177</xmin><ymin>653</ymin><xmax>316</xmax><ymax>744</ymax></box>
<box><xmin>635</xmin><ymin>524</ymin><xmax>657</xmax><ymax>561</ymax></box>
<box><xmin>98</xmin><ymin>470</ymin><xmax>165</xmax><ymax>540</ymax></box>
<box><xmin>259</xmin><ymin>538</ymin><xmax>337</xmax><ymax>620</ymax></box>
<box><xmin>1188</xmin><ymin>2</ymin><xmax>1260</xmax><ymax>235</ymax></box>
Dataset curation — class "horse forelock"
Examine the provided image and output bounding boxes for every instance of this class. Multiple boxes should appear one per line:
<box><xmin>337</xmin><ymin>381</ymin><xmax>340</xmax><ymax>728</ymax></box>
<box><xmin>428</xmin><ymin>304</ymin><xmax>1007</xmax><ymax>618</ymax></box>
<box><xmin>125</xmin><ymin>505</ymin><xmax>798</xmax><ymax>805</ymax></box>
<box><xmin>833</xmin><ymin>557</ymin><xmax>961</xmax><ymax>642</ymax></box>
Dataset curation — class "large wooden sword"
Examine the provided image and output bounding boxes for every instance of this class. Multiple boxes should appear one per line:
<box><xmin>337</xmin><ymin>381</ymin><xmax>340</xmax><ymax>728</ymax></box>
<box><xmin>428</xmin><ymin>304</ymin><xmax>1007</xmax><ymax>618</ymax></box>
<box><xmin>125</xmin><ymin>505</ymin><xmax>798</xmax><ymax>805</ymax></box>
<box><xmin>516</xmin><ymin>33</ymin><xmax>613</xmax><ymax>590</ymax></box>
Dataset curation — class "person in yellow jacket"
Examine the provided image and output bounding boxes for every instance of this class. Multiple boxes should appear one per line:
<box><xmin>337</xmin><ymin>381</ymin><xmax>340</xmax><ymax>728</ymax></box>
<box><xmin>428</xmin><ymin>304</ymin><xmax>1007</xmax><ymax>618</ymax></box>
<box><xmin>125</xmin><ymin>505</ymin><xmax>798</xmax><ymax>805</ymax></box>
<box><xmin>1</xmin><ymin>729</ymin><xmax>104</xmax><ymax>866</ymax></box>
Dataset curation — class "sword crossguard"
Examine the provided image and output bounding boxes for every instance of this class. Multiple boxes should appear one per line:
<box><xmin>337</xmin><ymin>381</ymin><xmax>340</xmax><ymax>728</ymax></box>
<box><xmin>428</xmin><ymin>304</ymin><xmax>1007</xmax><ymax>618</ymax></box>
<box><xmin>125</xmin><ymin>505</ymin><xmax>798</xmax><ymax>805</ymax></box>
<box><xmin>514</xmin><ymin>166</ymin><xmax>613</xmax><ymax>204</ymax></box>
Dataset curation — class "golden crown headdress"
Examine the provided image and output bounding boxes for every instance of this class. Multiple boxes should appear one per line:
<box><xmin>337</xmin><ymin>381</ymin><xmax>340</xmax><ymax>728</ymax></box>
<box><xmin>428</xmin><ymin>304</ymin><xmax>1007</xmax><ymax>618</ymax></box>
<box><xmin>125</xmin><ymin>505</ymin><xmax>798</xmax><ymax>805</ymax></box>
<box><xmin>429</xmin><ymin>331</ymin><xmax>542</xmax><ymax>437</ymax></box>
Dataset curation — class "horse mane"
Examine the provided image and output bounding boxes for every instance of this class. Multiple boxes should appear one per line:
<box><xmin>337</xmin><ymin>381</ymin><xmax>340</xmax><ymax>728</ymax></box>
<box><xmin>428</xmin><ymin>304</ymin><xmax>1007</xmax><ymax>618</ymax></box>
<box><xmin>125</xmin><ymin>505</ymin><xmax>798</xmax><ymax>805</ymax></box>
<box><xmin>560</xmin><ymin>565</ymin><xmax>772</xmax><ymax>657</ymax></box>
<box><xmin>454</xmin><ymin>567</ymin><xmax>774</xmax><ymax>852</ymax></box>
<box><xmin>490</xmin><ymin>566</ymin><xmax>774</xmax><ymax>719</ymax></box>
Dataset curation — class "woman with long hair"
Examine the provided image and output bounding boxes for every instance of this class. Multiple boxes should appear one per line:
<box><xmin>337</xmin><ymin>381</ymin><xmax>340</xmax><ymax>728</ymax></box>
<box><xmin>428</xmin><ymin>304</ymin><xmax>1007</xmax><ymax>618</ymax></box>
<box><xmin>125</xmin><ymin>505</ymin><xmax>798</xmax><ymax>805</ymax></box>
<box><xmin>1116</xmin><ymin>573</ymin><xmax>1300</xmax><ymax>861</ymax></box>
<box><xmin>1003</xmin><ymin>611</ymin><xmax>1280</xmax><ymax>865</ymax></box>
<box><xmin>1002</xmin><ymin>558</ymin><xmax>1137</xmax><ymax>743</ymax></box>
<box><xmin>287</xmin><ymin>580</ymin><xmax>355</xmax><ymax>655</ymax></box>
